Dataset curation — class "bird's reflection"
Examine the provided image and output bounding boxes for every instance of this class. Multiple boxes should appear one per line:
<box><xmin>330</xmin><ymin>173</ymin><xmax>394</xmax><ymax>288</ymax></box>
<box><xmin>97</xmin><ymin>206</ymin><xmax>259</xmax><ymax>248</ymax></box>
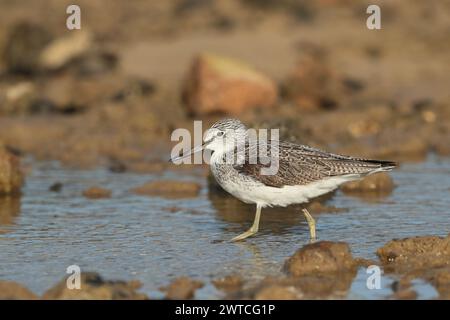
<box><xmin>0</xmin><ymin>196</ymin><xmax>21</xmax><ymax>234</ymax></box>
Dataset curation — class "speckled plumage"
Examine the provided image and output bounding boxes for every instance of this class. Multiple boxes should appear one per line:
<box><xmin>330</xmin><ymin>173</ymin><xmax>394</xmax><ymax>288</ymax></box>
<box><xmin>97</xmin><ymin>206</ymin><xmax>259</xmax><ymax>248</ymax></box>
<box><xmin>234</xmin><ymin>141</ymin><xmax>396</xmax><ymax>187</ymax></box>
<box><xmin>171</xmin><ymin>118</ymin><xmax>397</xmax><ymax>240</ymax></box>
<box><xmin>208</xmin><ymin>119</ymin><xmax>396</xmax><ymax>208</ymax></box>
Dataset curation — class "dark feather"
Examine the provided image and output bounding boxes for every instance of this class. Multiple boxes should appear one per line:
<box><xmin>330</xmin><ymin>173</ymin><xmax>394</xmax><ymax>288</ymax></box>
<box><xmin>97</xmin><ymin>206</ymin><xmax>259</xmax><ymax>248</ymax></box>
<box><xmin>233</xmin><ymin>141</ymin><xmax>397</xmax><ymax>188</ymax></box>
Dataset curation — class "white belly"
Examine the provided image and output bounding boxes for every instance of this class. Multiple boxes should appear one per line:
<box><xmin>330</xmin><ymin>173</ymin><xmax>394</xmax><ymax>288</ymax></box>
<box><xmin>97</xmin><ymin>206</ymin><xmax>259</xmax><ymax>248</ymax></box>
<box><xmin>221</xmin><ymin>175</ymin><xmax>359</xmax><ymax>208</ymax></box>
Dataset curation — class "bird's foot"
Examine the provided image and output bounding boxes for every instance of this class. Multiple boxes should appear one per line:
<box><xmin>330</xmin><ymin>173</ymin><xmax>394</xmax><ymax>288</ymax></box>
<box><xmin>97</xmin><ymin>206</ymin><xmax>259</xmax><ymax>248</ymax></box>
<box><xmin>230</xmin><ymin>229</ymin><xmax>257</xmax><ymax>242</ymax></box>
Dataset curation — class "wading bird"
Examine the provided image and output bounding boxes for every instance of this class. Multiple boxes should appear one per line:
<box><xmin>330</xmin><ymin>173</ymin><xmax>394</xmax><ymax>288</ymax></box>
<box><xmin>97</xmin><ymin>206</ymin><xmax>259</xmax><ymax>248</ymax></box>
<box><xmin>170</xmin><ymin>119</ymin><xmax>396</xmax><ymax>241</ymax></box>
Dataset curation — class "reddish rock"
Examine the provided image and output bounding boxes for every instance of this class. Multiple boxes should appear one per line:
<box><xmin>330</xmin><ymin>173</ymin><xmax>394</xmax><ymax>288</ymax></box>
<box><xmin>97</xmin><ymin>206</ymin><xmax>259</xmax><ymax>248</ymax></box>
<box><xmin>160</xmin><ymin>277</ymin><xmax>204</xmax><ymax>300</ymax></box>
<box><xmin>0</xmin><ymin>281</ymin><xmax>38</xmax><ymax>299</ymax></box>
<box><xmin>284</xmin><ymin>241</ymin><xmax>355</xmax><ymax>277</ymax></box>
<box><xmin>182</xmin><ymin>53</ymin><xmax>278</xmax><ymax>115</ymax></box>
<box><xmin>341</xmin><ymin>172</ymin><xmax>394</xmax><ymax>194</ymax></box>
<box><xmin>82</xmin><ymin>186</ymin><xmax>112</xmax><ymax>199</ymax></box>
<box><xmin>0</xmin><ymin>148</ymin><xmax>24</xmax><ymax>196</ymax></box>
<box><xmin>131</xmin><ymin>180</ymin><xmax>200</xmax><ymax>198</ymax></box>
<box><xmin>42</xmin><ymin>272</ymin><xmax>147</xmax><ymax>300</ymax></box>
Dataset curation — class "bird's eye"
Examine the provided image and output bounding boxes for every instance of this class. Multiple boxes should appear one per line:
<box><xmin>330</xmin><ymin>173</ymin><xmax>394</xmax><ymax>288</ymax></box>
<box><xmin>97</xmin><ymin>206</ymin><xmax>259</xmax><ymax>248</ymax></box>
<box><xmin>217</xmin><ymin>131</ymin><xmax>224</xmax><ymax>137</ymax></box>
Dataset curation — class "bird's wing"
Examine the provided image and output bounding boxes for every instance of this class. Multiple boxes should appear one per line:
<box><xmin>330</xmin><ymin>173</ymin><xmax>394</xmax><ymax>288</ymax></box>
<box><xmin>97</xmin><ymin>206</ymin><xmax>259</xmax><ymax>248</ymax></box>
<box><xmin>233</xmin><ymin>141</ymin><xmax>396</xmax><ymax>188</ymax></box>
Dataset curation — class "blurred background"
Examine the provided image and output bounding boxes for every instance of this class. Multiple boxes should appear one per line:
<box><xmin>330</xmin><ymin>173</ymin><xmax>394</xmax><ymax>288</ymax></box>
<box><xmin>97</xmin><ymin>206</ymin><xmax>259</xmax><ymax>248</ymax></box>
<box><xmin>0</xmin><ymin>0</ymin><xmax>449</xmax><ymax>169</ymax></box>
<box><xmin>0</xmin><ymin>0</ymin><xmax>450</xmax><ymax>300</ymax></box>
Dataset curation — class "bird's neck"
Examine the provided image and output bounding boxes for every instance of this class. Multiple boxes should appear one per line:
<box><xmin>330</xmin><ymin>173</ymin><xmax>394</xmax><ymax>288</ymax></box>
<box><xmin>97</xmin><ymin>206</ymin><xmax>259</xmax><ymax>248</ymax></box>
<box><xmin>209</xmin><ymin>142</ymin><xmax>246</xmax><ymax>166</ymax></box>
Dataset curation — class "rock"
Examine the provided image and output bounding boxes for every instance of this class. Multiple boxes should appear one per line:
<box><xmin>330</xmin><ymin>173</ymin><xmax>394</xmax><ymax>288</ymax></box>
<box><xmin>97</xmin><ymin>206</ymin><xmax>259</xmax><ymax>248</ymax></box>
<box><xmin>0</xmin><ymin>281</ymin><xmax>38</xmax><ymax>299</ymax></box>
<box><xmin>160</xmin><ymin>277</ymin><xmax>203</xmax><ymax>300</ymax></box>
<box><xmin>431</xmin><ymin>133</ymin><xmax>450</xmax><ymax>156</ymax></box>
<box><xmin>353</xmin><ymin>258</ymin><xmax>378</xmax><ymax>268</ymax></box>
<box><xmin>2</xmin><ymin>22</ymin><xmax>52</xmax><ymax>74</ymax></box>
<box><xmin>111</xmin><ymin>78</ymin><xmax>155</xmax><ymax>102</ymax></box>
<box><xmin>391</xmin><ymin>278</ymin><xmax>417</xmax><ymax>300</ymax></box>
<box><xmin>41</xmin><ymin>75</ymin><xmax>92</xmax><ymax>114</ymax></box>
<box><xmin>42</xmin><ymin>272</ymin><xmax>147</xmax><ymax>300</ymax></box>
<box><xmin>378</xmin><ymin>235</ymin><xmax>450</xmax><ymax>299</ymax></box>
<box><xmin>254</xmin><ymin>285</ymin><xmax>303</xmax><ymax>300</ymax></box>
<box><xmin>182</xmin><ymin>53</ymin><xmax>277</xmax><ymax>115</ymax></box>
<box><xmin>82</xmin><ymin>187</ymin><xmax>111</xmax><ymax>199</ymax></box>
<box><xmin>0</xmin><ymin>148</ymin><xmax>24</xmax><ymax>196</ymax></box>
<box><xmin>341</xmin><ymin>172</ymin><xmax>394</xmax><ymax>195</ymax></box>
<box><xmin>376</xmin><ymin>235</ymin><xmax>450</xmax><ymax>273</ymax></box>
<box><xmin>39</xmin><ymin>31</ymin><xmax>92</xmax><ymax>70</ymax></box>
<box><xmin>131</xmin><ymin>180</ymin><xmax>201</xmax><ymax>198</ymax></box>
<box><xmin>284</xmin><ymin>241</ymin><xmax>355</xmax><ymax>277</ymax></box>
<box><xmin>281</xmin><ymin>53</ymin><xmax>344</xmax><ymax>111</ymax></box>
<box><xmin>294</xmin><ymin>274</ymin><xmax>355</xmax><ymax>299</ymax></box>
<box><xmin>378</xmin><ymin>138</ymin><xmax>428</xmax><ymax>161</ymax></box>
<box><xmin>427</xmin><ymin>267</ymin><xmax>450</xmax><ymax>299</ymax></box>
<box><xmin>240</xmin><ymin>271</ymin><xmax>356</xmax><ymax>300</ymax></box>
<box><xmin>108</xmin><ymin>159</ymin><xmax>127</xmax><ymax>173</ymax></box>
<box><xmin>392</xmin><ymin>288</ymin><xmax>417</xmax><ymax>300</ymax></box>
<box><xmin>49</xmin><ymin>182</ymin><xmax>63</xmax><ymax>192</ymax></box>
<box><xmin>0</xmin><ymin>82</ymin><xmax>37</xmax><ymax>115</ymax></box>
<box><xmin>212</xmin><ymin>275</ymin><xmax>243</xmax><ymax>292</ymax></box>
<box><xmin>306</xmin><ymin>201</ymin><xmax>345</xmax><ymax>214</ymax></box>
<box><xmin>72</xmin><ymin>51</ymin><xmax>118</xmax><ymax>76</ymax></box>
<box><xmin>0</xmin><ymin>196</ymin><xmax>21</xmax><ymax>231</ymax></box>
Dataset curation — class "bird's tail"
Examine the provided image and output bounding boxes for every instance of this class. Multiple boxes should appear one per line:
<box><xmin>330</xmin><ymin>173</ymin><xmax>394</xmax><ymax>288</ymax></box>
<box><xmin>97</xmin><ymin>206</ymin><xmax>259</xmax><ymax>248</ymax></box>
<box><xmin>362</xmin><ymin>159</ymin><xmax>398</xmax><ymax>175</ymax></box>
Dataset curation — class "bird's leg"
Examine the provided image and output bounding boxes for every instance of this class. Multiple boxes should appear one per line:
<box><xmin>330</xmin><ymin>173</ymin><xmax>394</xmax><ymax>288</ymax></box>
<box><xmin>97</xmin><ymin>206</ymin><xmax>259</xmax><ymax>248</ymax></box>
<box><xmin>231</xmin><ymin>204</ymin><xmax>262</xmax><ymax>242</ymax></box>
<box><xmin>302</xmin><ymin>208</ymin><xmax>316</xmax><ymax>242</ymax></box>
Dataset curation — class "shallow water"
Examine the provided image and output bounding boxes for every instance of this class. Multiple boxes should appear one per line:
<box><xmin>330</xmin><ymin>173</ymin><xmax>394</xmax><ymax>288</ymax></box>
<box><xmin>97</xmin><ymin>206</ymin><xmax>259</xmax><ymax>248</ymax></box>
<box><xmin>0</xmin><ymin>155</ymin><xmax>449</xmax><ymax>299</ymax></box>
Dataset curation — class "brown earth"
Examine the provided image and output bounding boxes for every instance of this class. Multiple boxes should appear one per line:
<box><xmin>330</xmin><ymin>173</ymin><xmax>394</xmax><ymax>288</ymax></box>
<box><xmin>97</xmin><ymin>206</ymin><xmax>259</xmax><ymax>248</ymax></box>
<box><xmin>284</xmin><ymin>241</ymin><xmax>356</xmax><ymax>276</ymax></box>
<box><xmin>42</xmin><ymin>272</ymin><xmax>148</xmax><ymax>300</ymax></box>
<box><xmin>225</xmin><ymin>241</ymin><xmax>358</xmax><ymax>299</ymax></box>
<box><xmin>0</xmin><ymin>280</ymin><xmax>38</xmax><ymax>299</ymax></box>
<box><xmin>0</xmin><ymin>196</ymin><xmax>20</xmax><ymax>234</ymax></box>
<box><xmin>341</xmin><ymin>172</ymin><xmax>395</xmax><ymax>195</ymax></box>
<box><xmin>160</xmin><ymin>276</ymin><xmax>204</xmax><ymax>300</ymax></box>
<box><xmin>0</xmin><ymin>148</ymin><xmax>23</xmax><ymax>195</ymax></box>
<box><xmin>82</xmin><ymin>186</ymin><xmax>112</xmax><ymax>199</ymax></box>
<box><xmin>0</xmin><ymin>1</ymin><xmax>448</xmax><ymax>170</ymax></box>
<box><xmin>377</xmin><ymin>234</ymin><xmax>450</xmax><ymax>273</ymax></box>
<box><xmin>131</xmin><ymin>180</ymin><xmax>201</xmax><ymax>198</ymax></box>
<box><xmin>212</xmin><ymin>274</ymin><xmax>244</xmax><ymax>293</ymax></box>
<box><xmin>377</xmin><ymin>234</ymin><xmax>450</xmax><ymax>299</ymax></box>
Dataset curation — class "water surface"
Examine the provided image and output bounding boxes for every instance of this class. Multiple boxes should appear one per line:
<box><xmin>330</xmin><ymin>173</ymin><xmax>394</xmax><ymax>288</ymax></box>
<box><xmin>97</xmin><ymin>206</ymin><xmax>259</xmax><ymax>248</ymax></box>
<box><xmin>0</xmin><ymin>155</ymin><xmax>449</xmax><ymax>299</ymax></box>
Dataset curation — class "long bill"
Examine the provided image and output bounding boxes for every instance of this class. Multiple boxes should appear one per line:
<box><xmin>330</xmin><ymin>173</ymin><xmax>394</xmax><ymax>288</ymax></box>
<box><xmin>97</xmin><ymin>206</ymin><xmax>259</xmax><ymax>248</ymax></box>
<box><xmin>169</xmin><ymin>140</ymin><xmax>210</xmax><ymax>163</ymax></box>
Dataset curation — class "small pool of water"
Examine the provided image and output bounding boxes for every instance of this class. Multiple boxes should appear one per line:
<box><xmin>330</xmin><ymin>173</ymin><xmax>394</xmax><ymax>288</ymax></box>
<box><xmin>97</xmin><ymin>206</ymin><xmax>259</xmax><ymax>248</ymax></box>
<box><xmin>0</xmin><ymin>155</ymin><xmax>449</xmax><ymax>299</ymax></box>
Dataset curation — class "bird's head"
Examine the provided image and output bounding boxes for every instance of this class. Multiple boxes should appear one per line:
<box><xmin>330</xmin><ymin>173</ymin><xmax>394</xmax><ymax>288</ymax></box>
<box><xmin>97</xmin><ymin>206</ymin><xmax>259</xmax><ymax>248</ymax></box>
<box><xmin>203</xmin><ymin>118</ymin><xmax>247</xmax><ymax>155</ymax></box>
<box><xmin>170</xmin><ymin>118</ymin><xmax>248</xmax><ymax>163</ymax></box>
